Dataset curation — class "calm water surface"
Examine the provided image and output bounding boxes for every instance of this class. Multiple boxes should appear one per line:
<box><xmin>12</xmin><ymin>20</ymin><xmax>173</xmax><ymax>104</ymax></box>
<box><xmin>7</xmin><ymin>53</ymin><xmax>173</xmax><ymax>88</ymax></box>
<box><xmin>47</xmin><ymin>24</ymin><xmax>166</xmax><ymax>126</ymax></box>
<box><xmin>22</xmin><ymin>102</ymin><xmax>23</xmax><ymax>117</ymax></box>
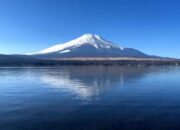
<box><xmin>0</xmin><ymin>66</ymin><xmax>180</xmax><ymax>130</ymax></box>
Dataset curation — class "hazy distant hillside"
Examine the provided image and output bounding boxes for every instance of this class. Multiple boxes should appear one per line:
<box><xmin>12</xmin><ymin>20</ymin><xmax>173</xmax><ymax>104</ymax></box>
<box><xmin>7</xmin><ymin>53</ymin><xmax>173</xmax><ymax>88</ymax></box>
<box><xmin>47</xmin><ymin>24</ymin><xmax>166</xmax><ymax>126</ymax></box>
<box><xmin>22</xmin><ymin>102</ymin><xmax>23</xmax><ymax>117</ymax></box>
<box><xmin>0</xmin><ymin>54</ymin><xmax>39</xmax><ymax>65</ymax></box>
<box><xmin>0</xmin><ymin>54</ymin><xmax>179</xmax><ymax>66</ymax></box>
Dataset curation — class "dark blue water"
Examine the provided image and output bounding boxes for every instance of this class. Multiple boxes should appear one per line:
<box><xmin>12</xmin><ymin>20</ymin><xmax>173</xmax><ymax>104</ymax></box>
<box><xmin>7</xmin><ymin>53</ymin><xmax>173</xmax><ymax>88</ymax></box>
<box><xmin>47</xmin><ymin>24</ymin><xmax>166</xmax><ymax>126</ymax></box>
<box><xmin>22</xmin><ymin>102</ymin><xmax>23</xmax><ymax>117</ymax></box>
<box><xmin>0</xmin><ymin>66</ymin><xmax>180</xmax><ymax>130</ymax></box>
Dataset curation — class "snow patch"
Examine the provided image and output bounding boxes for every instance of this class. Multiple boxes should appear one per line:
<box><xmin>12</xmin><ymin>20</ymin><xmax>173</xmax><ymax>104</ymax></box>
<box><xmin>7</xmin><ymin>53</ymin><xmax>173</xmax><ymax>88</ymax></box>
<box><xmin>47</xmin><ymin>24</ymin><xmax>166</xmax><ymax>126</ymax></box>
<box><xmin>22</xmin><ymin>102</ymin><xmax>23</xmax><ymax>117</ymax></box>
<box><xmin>60</xmin><ymin>50</ymin><xmax>71</xmax><ymax>53</ymax></box>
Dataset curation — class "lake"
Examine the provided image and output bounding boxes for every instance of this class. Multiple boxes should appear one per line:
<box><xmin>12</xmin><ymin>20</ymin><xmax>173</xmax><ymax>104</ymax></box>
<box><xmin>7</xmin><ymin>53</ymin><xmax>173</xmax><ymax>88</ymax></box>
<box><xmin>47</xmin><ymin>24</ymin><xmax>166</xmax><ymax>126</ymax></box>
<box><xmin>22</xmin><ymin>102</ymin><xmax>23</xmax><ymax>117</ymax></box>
<box><xmin>0</xmin><ymin>66</ymin><xmax>180</xmax><ymax>130</ymax></box>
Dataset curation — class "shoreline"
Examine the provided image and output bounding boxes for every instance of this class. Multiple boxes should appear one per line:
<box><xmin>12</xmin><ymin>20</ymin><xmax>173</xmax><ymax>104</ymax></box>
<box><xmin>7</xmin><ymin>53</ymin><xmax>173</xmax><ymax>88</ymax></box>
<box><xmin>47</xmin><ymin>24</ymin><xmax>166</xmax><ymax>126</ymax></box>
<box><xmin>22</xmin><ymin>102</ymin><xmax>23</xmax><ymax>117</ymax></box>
<box><xmin>0</xmin><ymin>57</ymin><xmax>180</xmax><ymax>66</ymax></box>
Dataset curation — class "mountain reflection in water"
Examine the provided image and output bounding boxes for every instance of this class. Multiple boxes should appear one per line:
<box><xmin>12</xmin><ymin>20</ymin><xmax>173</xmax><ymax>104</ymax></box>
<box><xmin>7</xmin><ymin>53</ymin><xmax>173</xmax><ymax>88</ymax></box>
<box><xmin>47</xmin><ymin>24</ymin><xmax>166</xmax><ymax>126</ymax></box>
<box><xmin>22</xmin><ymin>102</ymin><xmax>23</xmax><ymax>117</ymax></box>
<box><xmin>40</xmin><ymin>66</ymin><xmax>160</xmax><ymax>99</ymax></box>
<box><xmin>1</xmin><ymin>66</ymin><xmax>180</xmax><ymax>130</ymax></box>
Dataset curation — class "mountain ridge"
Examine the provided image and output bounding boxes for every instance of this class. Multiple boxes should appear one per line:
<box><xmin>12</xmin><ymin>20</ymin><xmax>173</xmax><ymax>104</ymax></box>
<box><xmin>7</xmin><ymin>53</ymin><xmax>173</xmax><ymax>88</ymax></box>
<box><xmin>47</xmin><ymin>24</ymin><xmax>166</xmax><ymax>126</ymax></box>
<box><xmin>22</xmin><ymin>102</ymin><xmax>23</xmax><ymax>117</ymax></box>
<box><xmin>29</xmin><ymin>34</ymin><xmax>150</xmax><ymax>58</ymax></box>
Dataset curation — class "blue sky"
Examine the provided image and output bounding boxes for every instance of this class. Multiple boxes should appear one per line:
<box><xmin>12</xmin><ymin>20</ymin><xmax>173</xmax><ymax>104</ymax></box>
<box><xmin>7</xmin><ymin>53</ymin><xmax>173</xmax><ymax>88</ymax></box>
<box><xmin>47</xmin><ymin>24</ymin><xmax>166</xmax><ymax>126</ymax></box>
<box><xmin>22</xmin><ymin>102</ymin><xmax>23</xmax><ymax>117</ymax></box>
<box><xmin>0</xmin><ymin>0</ymin><xmax>180</xmax><ymax>58</ymax></box>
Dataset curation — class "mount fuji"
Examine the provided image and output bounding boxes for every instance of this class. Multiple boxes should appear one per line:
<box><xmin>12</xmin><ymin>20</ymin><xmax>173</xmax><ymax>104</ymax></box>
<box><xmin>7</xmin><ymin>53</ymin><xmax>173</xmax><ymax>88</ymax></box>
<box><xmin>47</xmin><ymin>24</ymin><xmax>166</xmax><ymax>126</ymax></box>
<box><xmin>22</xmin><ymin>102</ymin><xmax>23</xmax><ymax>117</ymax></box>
<box><xmin>0</xmin><ymin>34</ymin><xmax>179</xmax><ymax>66</ymax></box>
<box><xmin>29</xmin><ymin>34</ymin><xmax>150</xmax><ymax>58</ymax></box>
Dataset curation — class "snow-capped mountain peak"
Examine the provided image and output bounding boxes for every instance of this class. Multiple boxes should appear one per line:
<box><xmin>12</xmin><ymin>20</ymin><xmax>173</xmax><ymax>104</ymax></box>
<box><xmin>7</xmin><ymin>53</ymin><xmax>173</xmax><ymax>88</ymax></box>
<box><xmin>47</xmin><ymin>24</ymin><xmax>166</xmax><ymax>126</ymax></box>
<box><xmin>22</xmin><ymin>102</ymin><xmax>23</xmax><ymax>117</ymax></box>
<box><xmin>29</xmin><ymin>34</ymin><xmax>124</xmax><ymax>55</ymax></box>
<box><xmin>28</xmin><ymin>34</ymin><xmax>148</xmax><ymax>58</ymax></box>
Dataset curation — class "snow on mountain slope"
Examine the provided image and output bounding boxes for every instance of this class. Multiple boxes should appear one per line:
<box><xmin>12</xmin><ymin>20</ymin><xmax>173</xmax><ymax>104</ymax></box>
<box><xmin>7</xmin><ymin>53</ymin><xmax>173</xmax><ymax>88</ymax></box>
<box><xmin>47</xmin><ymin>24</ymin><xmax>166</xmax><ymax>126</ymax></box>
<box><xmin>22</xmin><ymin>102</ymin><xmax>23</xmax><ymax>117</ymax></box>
<box><xmin>30</xmin><ymin>34</ymin><xmax>123</xmax><ymax>54</ymax></box>
<box><xmin>29</xmin><ymin>34</ymin><xmax>148</xmax><ymax>58</ymax></box>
